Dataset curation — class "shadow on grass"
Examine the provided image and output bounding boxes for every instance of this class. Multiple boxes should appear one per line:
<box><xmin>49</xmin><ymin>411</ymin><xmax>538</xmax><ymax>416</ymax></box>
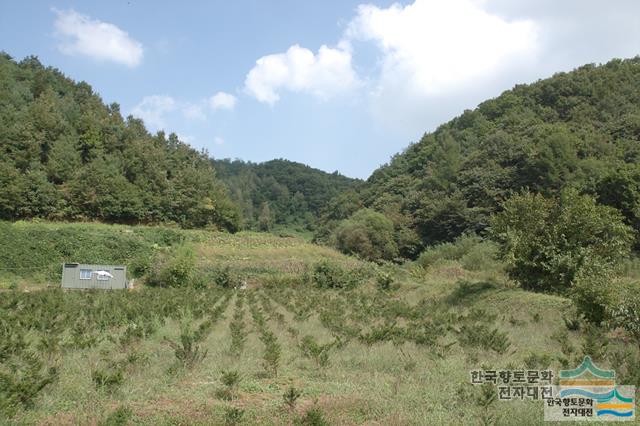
<box><xmin>445</xmin><ymin>279</ymin><xmax>499</xmax><ymax>306</ymax></box>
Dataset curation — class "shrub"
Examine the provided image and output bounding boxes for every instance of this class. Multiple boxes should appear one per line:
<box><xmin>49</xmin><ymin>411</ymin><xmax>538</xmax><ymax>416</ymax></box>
<box><xmin>490</xmin><ymin>189</ymin><xmax>634</xmax><ymax>293</ymax></box>
<box><xmin>224</xmin><ymin>407</ymin><xmax>244</xmax><ymax>426</ymax></box>
<box><xmin>571</xmin><ymin>262</ymin><xmax>616</xmax><ymax>324</ymax></box>
<box><xmin>376</xmin><ymin>271</ymin><xmax>394</xmax><ymax>291</ymax></box>
<box><xmin>165</xmin><ymin>319</ymin><xmax>208</xmax><ymax>369</ymax></box>
<box><xmin>417</xmin><ymin>233</ymin><xmax>500</xmax><ymax>271</ymax></box>
<box><xmin>217</xmin><ymin>370</ymin><xmax>241</xmax><ymax>400</ymax></box>
<box><xmin>148</xmin><ymin>245</ymin><xmax>196</xmax><ymax>288</ymax></box>
<box><xmin>609</xmin><ymin>292</ymin><xmax>640</xmax><ymax>350</ymax></box>
<box><xmin>458</xmin><ymin>324</ymin><xmax>511</xmax><ymax>354</ymax></box>
<box><xmin>295</xmin><ymin>406</ymin><xmax>329</xmax><ymax>426</ymax></box>
<box><xmin>260</xmin><ymin>331</ymin><xmax>281</xmax><ymax>377</ymax></box>
<box><xmin>311</xmin><ymin>261</ymin><xmax>360</xmax><ymax>289</ymax></box>
<box><xmin>581</xmin><ymin>324</ymin><xmax>609</xmax><ymax>361</ymax></box>
<box><xmin>299</xmin><ymin>335</ymin><xmax>335</xmax><ymax>368</ymax></box>
<box><xmin>211</xmin><ymin>267</ymin><xmax>239</xmax><ymax>289</ymax></box>
<box><xmin>332</xmin><ymin>209</ymin><xmax>398</xmax><ymax>262</ymax></box>
<box><xmin>283</xmin><ymin>386</ymin><xmax>302</xmax><ymax>411</ymax></box>
<box><xmin>523</xmin><ymin>352</ymin><xmax>553</xmax><ymax>369</ymax></box>
<box><xmin>99</xmin><ymin>405</ymin><xmax>133</xmax><ymax>426</ymax></box>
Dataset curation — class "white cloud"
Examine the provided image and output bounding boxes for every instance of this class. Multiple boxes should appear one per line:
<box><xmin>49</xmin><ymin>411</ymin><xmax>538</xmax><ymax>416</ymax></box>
<box><xmin>244</xmin><ymin>44</ymin><xmax>360</xmax><ymax>104</ymax></box>
<box><xmin>182</xmin><ymin>103</ymin><xmax>207</xmax><ymax>121</ymax></box>
<box><xmin>209</xmin><ymin>92</ymin><xmax>238</xmax><ymax>111</ymax></box>
<box><xmin>214</xmin><ymin>136</ymin><xmax>225</xmax><ymax>145</ymax></box>
<box><xmin>131</xmin><ymin>95</ymin><xmax>176</xmax><ymax>130</ymax></box>
<box><xmin>53</xmin><ymin>9</ymin><xmax>143</xmax><ymax>67</ymax></box>
<box><xmin>346</xmin><ymin>0</ymin><xmax>538</xmax><ymax>96</ymax></box>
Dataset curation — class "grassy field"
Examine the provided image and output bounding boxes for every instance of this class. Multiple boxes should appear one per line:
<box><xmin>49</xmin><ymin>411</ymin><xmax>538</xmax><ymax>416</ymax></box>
<box><xmin>1</xmin><ymin>222</ymin><xmax>639</xmax><ymax>425</ymax></box>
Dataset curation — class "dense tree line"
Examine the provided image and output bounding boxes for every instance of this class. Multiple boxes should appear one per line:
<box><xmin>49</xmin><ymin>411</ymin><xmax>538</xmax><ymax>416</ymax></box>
<box><xmin>0</xmin><ymin>53</ymin><xmax>239</xmax><ymax>230</ymax></box>
<box><xmin>211</xmin><ymin>158</ymin><xmax>359</xmax><ymax>230</ymax></box>
<box><xmin>326</xmin><ymin>57</ymin><xmax>640</xmax><ymax>259</ymax></box>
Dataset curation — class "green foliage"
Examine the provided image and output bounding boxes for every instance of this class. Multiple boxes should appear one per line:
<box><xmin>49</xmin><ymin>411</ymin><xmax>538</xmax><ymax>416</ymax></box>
<box><xmin>609</xmin><ymin>291</ymin><xmax>640</xmax><ymax>349</ymax></box>
<box><xmin>295</xmin><ymin>406</ymin><xmax>329</xmax><ymax>426</ymax></box>
<box><xmin>458</xmin><ymin>324</ymin><xmax>511</xmax><ymax>354</ymax></box>
<box><xmin>229</xmin><ymin>296</ymin><xmax>247</xmax><ymax>355</ymax></box>
<box><xmin>165</xmin><ymin>318</ymin><xmax>208</xmax><ymax>369</ymax></box>
<box><xmin>571</xmin><ymin>262</ymin><xmax>616</xmax><ymax>324</ymax></box>
<box><xmin>0</xmin><ymin>55</ymin><xmax>238</xmax><ymax>231</ymax></box>
<box><xmin>211</xmin><ymin>266</ymin><xmax>240</xmax><ymax>289</ymax></box>
<box><xmin>0</xmin><ymin>221</ymin><xmax>175</xmax><ymax>283</ymax></box>
<box><xmin>375</xmin><ymin>271</ymin><xmax>394</xmax><ymax>291</ymax></box>
<box><xmin>311</xmin><ymin>260</ymin><xmax>360</xmax><ymax>290</ymax></box>
<box><xmin>99</xmin><ymin>406</ymin><xmax>133</xmax><ymax>426</ymax></box>
<box><xmin>223</xmin><ymin>407</ymin><xmax>244</xmax><ymax>425</ymax></box>
<box><xmin>260</xmin><ymin>330</ymin><xmax>281</xmax><ymax>377</ymax></box>
<box><xmin>596</xmin><ymin>164</ymin><xmax>640</xmax><ymax>246</ymax></box>
<box><xmin>92</xmin><ymin>361</ymin><xmax>125</xmax><ymax>391</ymax></box>
<box><xmin>490</xmin><ymin>189</ymin><xmax>634</xmax><ymax>293</ymax></box>
<box><xmin>0</xmin><ymin>352</ymin><xmax>57</xmax><ymax>417</ymax></box>
<box><xmin>217</xmin><ymin>370</ymin><xmax>242</xmax><ymax>401</ymax></box>
<box><xmin>283</xmin><ymin>386</ymin><xmax>302</xmax><ymax>411</ymax></box>
<box><xmin>332</xmin><ymin>209</ymin><xmax>398</xmax><ymax>262</ymax></box>
<box><xmin>523</xmin><ymin>352</ymin><xmax>552</xmax><ymax>370</ymax></box>
<box><xmin>299</xmin><ymin>335</ymin><xmax>335</xmax><ymax>368</ymax></box>
<box><xmin>258</xmin><ymin>202</ymin><xmax>275</xmax><ymax>231</ymax></box>
<box><xmin>361</xmin><ymin>58</ymin><xmax>640</xmax><ymax>252</ymax></box>
<box><xmin>212</xmin><ymin>158</ymin><xmax>359</xmax><ymax>231</ymax></box>
<box><xmin>148</xmin><ymin>245</ymin><xmax>196</xmax><ymax>288</ymax></box>
<box><xmin>418</xmin><ymin>233</ymin><xmax>500</xmax><ymax>271</ymax></box>
<box><xmin>581</xmin><ymin>324</ymin><xmax>609</xmax><ymax>361</ymax></box>
<box><xmin>475</xmin><ymin>383</ymin><xmax>498</xmax><ymax>426</ymax></box>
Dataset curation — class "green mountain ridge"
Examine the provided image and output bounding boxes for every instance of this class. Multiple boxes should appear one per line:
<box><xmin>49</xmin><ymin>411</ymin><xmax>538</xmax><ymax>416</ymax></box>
<box><xmin>211</xmin><ymin>158</ymin><xmax>360</xmax><ymax>231</ymax></box>
<box><xmin>0</xmin><ymin>53</ymin><xmax>239</xmax><ymax>230</ymax></box>
<box><xmin>3</xmin><ymin>52</ymin><xmax>640</xmax><ymax>260</ymax></box>
<box><xmin>355</xmin><ymin>57</ymin><xmax>640</xmax><ymax>257</ymax></box>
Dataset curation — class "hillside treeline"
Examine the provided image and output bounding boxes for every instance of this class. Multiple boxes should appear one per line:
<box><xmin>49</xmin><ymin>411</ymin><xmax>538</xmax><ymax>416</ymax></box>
<box><xmin>0</xmin><ymin>53</ymin><xmax>239</xmax><ymax>230</ymax></box>
<box><xmin>325</xmin><ymin>58</ymin><xmax>640</xmax><ymax>259</ymax></box>
<box><xmin>212</xmin><ymin>158</ymin><xmax>359</xmax><ymax>230</ymax></box>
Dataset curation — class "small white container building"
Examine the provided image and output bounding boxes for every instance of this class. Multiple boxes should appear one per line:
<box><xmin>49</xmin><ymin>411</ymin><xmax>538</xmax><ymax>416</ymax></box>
<box><xmin>61</xmin><ymin>263</ymin><xmax>128</xmax><ymax>289</ymax></box>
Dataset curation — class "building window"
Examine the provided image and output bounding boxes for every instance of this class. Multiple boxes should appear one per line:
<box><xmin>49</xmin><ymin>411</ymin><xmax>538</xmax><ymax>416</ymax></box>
<box><xmin>80</xmin><ymin>269</ymin><xmax>92</xmax><ymax>280</ymax></box>
<box><xmin>97</xmin><ymin>271</ymin><xmax>111</xmax><ymax>281</ymax></box>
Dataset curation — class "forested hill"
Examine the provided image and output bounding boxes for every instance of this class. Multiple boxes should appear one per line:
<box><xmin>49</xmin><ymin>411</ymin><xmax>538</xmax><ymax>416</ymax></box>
<box><xmin>359</xmin><ymin>57</ymin><xmax>640</xmax><ymax>257</ymax></box>
<box><xmin>211</xmin><ymin>158</ymin><xmax>360</xmax><ymax>230</ymax></box>
<box><xmin>0</xmin><ymin>53</ymin><xmax>239</xmax><ymax>230</ymax></box>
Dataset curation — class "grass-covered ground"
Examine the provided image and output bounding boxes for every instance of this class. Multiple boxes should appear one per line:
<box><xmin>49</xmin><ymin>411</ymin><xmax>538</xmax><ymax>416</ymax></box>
<box><xmin>1</xmin><ymin>221</ymin><xmax>639</xmax><ymax>425</ymax></box>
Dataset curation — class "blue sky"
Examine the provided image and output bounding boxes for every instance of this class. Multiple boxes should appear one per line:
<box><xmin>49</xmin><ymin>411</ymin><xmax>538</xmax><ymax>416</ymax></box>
<box><xmin>2</xmin><ymin>1</ymin><xmax>640</xmax><ymax>178</ymax></box>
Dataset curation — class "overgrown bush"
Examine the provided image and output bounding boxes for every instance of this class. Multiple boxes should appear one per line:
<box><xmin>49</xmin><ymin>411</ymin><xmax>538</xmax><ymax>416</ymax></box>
<box><xmin>147</xmin><ymin>245</ymin><xmax>196</xmax><ymax>288</ymax></box>
<box><xmin>311</xmin><ymin>261</ymin><xmax>361</xmax><ymax>289</ymax></box>
<box><xmin>609</xmin><ymin>292</ymin><xmax>640</xmax><ymax>350</ymax></box>
<box><xmin>417</xmin><ymin>234</ymin><xmax>500</xmax><ymax>271</ymax></box>
<box><xmin>332</xmin><ymin>209</ymin><xmax>398</xmax><ymax>262</ymax></box>
<box><xmin>490</xmin><ymin>189</ymin><xmax>634</xmax><ymax>293</ymax></box>
<box><xmin>571</xmin><ymin>262</ymin><xmax>616</xmax><ymax>324</ymax></box>
<box><xmin>210</xmin><ymin>266</ymin><xmax>240</xmax><ymax>289</ymax></box>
